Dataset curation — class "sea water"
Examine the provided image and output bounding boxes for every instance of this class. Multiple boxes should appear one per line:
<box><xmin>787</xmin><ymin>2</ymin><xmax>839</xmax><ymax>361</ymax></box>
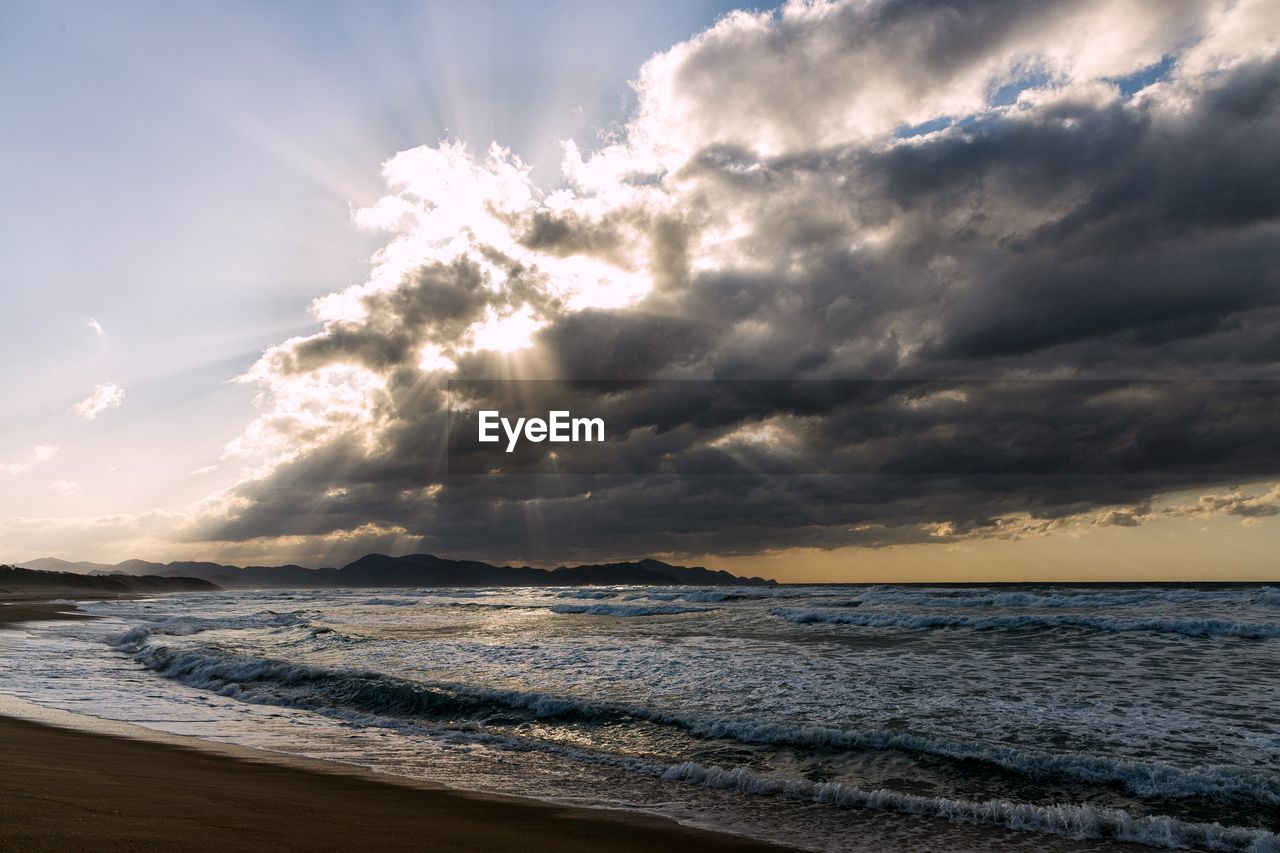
<box><xmin>1</xmin><ymin>584</ymin><xmax>1277</xmax><ymax>851</ymax></box>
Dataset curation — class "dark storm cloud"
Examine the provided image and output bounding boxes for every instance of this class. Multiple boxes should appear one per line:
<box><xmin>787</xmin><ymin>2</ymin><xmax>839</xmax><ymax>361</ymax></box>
<box><xmin>207</xmin><ymin>377</ymin><xmax>1280</xmax><ymax>560</ymax></box>
<box><xmin>200</xmin><ymin>0</ymin><xmax>1280</xmax><ymax>563</ymax></box>
<box><xmin>276</xmin><ymin>257</ymin><xmax>567</xmax><ymax>376</ymax></box>
<box><xmin>664</xmin><ymin>57</ymin><xmax>1280</xmax><ymax>374</ymax></box>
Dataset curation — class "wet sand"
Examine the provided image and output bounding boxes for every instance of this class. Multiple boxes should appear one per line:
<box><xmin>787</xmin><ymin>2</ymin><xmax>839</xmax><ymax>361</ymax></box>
<box><xmin>0</xmin><ymin>600</ymin><xmax>98</xmax><ymax>626</ymax></box>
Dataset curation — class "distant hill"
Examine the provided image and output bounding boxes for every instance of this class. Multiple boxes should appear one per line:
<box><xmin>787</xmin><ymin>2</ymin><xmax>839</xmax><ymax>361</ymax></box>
<box><xmin>20</xmin><ymin>554</ymin><xmax>775</xmax><ymax>590</ymax></box>
<box><xmin>0</xmin><ymin>565</ymin><xmax>221</xmax><ymax>596</ymax></box>
<box><xmin>23</xmin><ymin>557</ymin><xmax>120</xmax><ymax>574</ymax></box>
<box><xmin>551</xmin><ymin>558</ymin><xmax>770</xmax><ymax>587</ymax></box>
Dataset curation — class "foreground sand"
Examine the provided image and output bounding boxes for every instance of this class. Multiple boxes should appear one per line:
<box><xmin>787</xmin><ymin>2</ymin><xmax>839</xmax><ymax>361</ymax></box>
<box><xmin>0</xmin><ymin>604</ymin><xmax>779</xmax><ymax>853</ymax></box>
<box><xmin>0</xmin><ymin>600</ymin><xmax>98</xmax><ymax>625</ymax></box>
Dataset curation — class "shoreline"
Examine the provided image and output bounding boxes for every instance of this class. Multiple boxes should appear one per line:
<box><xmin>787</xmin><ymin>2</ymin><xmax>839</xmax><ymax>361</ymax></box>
<box><xmin>0</xmin><ymin>600</ymin><xmax>100</xmax><ymax>626</ymax></box>
<box><xmin>0</xmin><ymin>602</ymin><xmax>781</xmax><ymax>852</ymax></box>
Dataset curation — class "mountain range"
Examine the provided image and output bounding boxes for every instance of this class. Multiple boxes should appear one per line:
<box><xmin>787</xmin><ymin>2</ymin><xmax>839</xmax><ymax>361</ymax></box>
<box><xmin>1</xmin><ymin>564</ymin><xmax>219</xmax><ymax>595</ymax></box>
<box><xmin>19</xmin><ymin>554</ymin><xmax>775</xmax><ymax>590</ymax></box>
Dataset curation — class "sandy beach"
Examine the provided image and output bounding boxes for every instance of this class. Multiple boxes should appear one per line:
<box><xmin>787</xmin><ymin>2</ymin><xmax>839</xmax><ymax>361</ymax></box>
<box><xmin>0</xmin><ymin>600</ymin><xmax>99</xmax><ymax>626</ymax></box>
<box><xmin>0</xmin><ymin>602</ymin><xmax>778</xmax><ymax>853</ymax></box>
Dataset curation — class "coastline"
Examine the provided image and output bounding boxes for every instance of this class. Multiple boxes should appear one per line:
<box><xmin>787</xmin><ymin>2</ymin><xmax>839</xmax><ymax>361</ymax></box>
<box><xmin>0</xmin><ymin>600</ymin><xmax>99</xmax><ymax>626</ymax></box>
<box><xmin>0</xmin><ymin>602</ymin><xmax>781</xmax><ymax>853</ymax></box>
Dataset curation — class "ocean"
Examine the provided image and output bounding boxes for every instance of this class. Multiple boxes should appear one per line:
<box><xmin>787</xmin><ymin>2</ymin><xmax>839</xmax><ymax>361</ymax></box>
<box><xmin>2</xmin><ymin>584</ymin><xmax>1278</xmax><ymax>851</ymax></box>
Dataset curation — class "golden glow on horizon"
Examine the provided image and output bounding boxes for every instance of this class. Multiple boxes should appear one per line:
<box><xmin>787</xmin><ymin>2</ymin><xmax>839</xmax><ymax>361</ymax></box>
<box><xmin>5</xmin><ymin>485</ymin><xmax>1279</xmax><ymax>583</ymax></box>
<box><xmin>703</xmin><ymin>513</ymin><xmax>1280</xmax><ymax>584</ymax></box>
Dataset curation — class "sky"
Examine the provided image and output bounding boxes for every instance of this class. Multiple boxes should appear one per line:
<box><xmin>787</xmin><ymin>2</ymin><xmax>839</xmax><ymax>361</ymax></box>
<box><xmin>1</xmin><ymin>0</ymin><xmax>1278</xmax><ymax>581</ymax></box>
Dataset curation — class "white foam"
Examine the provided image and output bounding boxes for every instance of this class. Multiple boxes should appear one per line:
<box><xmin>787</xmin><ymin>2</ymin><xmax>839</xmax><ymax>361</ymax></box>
<box><xmin>549</xmin><ymin>603</ymin><xmax>711</xmax><ymax>617</ymax></box>
<box><xmin>771</xmin><ymin>608</ymin><xmax>1280</xmax><ymax>639</ymax></box>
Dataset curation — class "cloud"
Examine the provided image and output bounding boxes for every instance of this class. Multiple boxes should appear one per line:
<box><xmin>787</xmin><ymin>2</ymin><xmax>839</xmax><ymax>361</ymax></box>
<box><xmin>48</xmin><ymin>480</ymin><xmax>82</xmax><ymax>498</ymax></box>
<box><xmin>1063</xmin><ymin>483</ymin><xmax>1280</xmax><ymax>533</ymax></box>
<box><xmin>0</xmin><ymin>510</ymin><xmax>190</xmax><ymax>563</ymax></box>
<box><xmin>72</xmin><ymin>383</ymin><xmax>125</xmax><ymax>421</ymax></box>
<box><xmin>619</xmin><ymin>0</ymin><xmax>1209</xmax><ymax>161</ymax></box>
<box><xmin>1171</xmin><ymin>484</ymin><xmax>1280</xmax><ymax>521</ymax></box>
<box><xmin>86</xmin><ymin>318</ymin><xmax>106</xmax><ymax>338</ymax></box>
<box><xmin>1</xmin><ymin>445</ymin><xmax>58</xmax><ymax>476</ymax></box>
<box><xmin>190</xmin><ymin>0</ymin><xmax>1280</xmax><ymax>564</ymax></box>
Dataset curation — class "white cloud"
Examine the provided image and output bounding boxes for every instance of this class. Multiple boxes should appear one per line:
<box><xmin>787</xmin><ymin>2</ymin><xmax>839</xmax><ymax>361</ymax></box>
<box><xmin>2</xmin><ymin>444</ymin><xmax>59</xmax><ymax>475</ymax></box>
<box><xmin>1063</xmin><ymin>484</ymin><xmax>1280</xmax><ymax>533</ymax></box>
<box><xmin>86</xmin><ymin>318</ymin><xmax>106</xmax><ymax>338</ymax></box>
<box><xmin>72</xmin><ymin>383</ymin><xmax>126</xmax><ymax>420</ymax></box>
<box><xmin>590</xmin><ymin>0</ymin><xmax>1214</xmax><ymax>174</ymax></box>
<box><xmin>48</xmin><ymin>480</ymin><xmax>82</xmax><ymax>497</ymax></box>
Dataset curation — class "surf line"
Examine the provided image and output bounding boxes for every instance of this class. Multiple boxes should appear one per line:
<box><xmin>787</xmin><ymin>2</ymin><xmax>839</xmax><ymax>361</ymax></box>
<box><xmin>478</xmin><ymin>410</ymin><xmax>605</xmax><ymax>453</ymax></box>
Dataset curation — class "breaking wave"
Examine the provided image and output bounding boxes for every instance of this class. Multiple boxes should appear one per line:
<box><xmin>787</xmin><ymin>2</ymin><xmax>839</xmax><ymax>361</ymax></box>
<box><xmin>771</xmin><ymin>608</ymin><xmax>1280</xmax><ymax>639</ymax></box>
<box><xmin>854</xmin><ymin>586</ymin><xmax>1280</xmax><ymax>611</ymax></box>
<box><xmin>861</xmin><ymin>591</ymin><xmax>1153</xmax><ymax>608</ymax></box>
<box><xmin>651</xmin><ymin>762</ymin><xmax>1278</xmax><ymax>853</ymax></box>
<box><xmin>90</xmin><ymin>590</ymin><xmax>1280</xmax><ymax>852</ymax></box>
<box><xmin>549</xmin><ymin>603</ymin><xmax>711</xmax><ymax>617</ymax></box>
<box><xmin>108</xmin><ymin>610</ymin><xmax>314</xmax><ymax>647</ymax></box>
<box><xmin>344</xmin><ymin>720</ymin><xmax>1280</xmax><ymax>852</ymax></box>
<box><xmin>97</xmin><ymin>636</ymin><xmax>1280</xmax><ymax>851</ymax></box>
<box><xmin>631</xmin><ymin>587</ymin><xmax>826</xmax><ymax>603</ymax></box>
<box><xmin>110</xmin><ymin>633</ymin><xmax>1280</xmax><ymax>809</ymax></box>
